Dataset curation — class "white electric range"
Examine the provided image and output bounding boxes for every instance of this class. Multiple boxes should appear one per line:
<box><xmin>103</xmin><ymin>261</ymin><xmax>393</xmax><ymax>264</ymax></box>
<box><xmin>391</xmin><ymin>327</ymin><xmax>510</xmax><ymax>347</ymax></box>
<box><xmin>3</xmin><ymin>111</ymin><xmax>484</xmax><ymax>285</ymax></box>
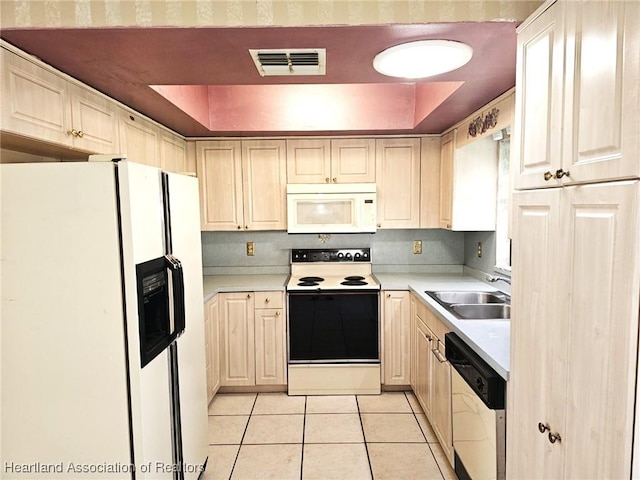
<box><xmin>286</xmin><ymin>248</ymin><xmax>381</xmax><ymax>395</ymax></box>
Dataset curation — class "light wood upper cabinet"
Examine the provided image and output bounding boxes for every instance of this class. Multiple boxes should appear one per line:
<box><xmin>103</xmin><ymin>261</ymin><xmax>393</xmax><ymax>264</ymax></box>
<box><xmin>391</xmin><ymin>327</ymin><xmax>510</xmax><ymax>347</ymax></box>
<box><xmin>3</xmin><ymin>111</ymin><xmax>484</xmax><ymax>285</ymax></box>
<box><xmin>330</xmin><ymin>138</ymin><xmax>376</xmax><ymax>183</ymax></box>
<box><xmin>286</xmin><ymin>138</ymin><xmax>331</xmax><ymax>184</ymax></box>
<box><xmin>513</xmin><ymin>1</ymin><xmax>639</xmax><ymax>189</ymax></box>
<box><xmin>382</xmin><ymin>291</ymin><xmax>411</xmax><ymax>386</ymax></box>
<box><xmin>420</xmin><ymin>136</ymin><xmax>441</xmax><ymax>228</ymax></box>
<box><xmin>561</xmin><ymin>1</ymin><xmax>640</xmax><ymax>185</ymax></box>
<box><xmin>1</xmin><ymin>47</ymin><xmax>119</xmax><ymax>154</ymax></box>
<box><xmin>160</xmin><ymin>133</ymin><xmax>187</xmax><ymax>173</ymax></box>
<box><xmin>242</xmin><ymin>140</ymin><xmax>287</xmax><ymax>231</ymax></box>
<box><xmin>439</xmin><ymin>130</ymin><xmax>498</xmax><ymax>231</ymax></box>
<box><xmin>375</xmin><ymin>137</ymin><xmax>421</xmax><ymax>229</ymax></box>
<box><xmin>287</xmin><ymin>138</ymin><xmax>375</xmax><ymax>184</ymax></box>
<box><xmin>119</xmin><ymin>111</ymin><xmax>160</xmax><ymax>167</ymax></box>
<box><xmin>197</xmin><ymin>139</ymin><xmax>286</xmax><ymax>231</ymax></box>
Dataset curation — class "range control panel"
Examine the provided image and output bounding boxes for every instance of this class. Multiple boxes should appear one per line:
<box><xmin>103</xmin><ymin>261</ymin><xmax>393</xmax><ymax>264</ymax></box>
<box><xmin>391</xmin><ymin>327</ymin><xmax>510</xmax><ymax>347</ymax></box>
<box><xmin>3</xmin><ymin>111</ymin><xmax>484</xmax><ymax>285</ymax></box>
<box><xmin>291</xmin><ymin>248</ymin><xmax>371</xmax><ymax>263</ymax></box>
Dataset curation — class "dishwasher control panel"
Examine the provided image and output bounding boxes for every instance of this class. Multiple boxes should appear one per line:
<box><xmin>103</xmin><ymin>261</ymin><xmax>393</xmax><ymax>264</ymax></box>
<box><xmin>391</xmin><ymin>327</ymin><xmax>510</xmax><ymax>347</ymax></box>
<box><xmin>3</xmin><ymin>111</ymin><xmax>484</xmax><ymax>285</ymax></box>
<box><xmin>445</xmin><ymin>332</ymin><xmax>505</xmax><ymax>409</ymax></box>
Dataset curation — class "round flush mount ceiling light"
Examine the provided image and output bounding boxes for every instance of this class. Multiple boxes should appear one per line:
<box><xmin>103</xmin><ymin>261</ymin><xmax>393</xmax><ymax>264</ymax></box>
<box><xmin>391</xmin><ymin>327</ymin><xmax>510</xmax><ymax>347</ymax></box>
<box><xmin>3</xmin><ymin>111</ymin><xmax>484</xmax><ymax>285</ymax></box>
<box><xmin>373</xmin><ymin>40</ymin><xmax>473</xmax><ymax>79</ymax></box>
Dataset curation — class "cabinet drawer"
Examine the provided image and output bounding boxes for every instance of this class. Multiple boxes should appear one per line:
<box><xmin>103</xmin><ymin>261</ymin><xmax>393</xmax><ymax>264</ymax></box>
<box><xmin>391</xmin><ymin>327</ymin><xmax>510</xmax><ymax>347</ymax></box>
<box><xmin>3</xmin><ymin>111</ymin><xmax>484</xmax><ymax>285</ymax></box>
<box><xmin>254</xmin><ymin>291</ymin><xmax>283</xmax><ymax>309</ymax></box>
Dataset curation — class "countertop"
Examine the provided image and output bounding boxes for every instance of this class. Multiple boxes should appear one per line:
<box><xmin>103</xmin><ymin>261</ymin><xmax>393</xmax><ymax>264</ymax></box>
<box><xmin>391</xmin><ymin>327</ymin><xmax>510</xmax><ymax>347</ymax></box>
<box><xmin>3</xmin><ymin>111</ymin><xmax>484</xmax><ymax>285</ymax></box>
<box><xmin>202</xmin><ymin>272</ymin><xmax>509</xmax><ymax>380</ymax></box>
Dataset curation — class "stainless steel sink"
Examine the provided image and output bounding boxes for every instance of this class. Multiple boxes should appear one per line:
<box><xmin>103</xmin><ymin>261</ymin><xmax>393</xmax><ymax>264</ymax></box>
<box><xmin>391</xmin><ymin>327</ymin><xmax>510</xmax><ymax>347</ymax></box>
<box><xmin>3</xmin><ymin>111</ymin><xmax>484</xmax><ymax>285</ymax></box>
<box><xmin>426</xmin><ymin>291</ymin><xmax>507</xmax><ymax>306</ymax></box>
<box><xmin>424</xmin><ymin>290</ymin><xmax>510</xmax><ymax>320</ymax></box>
<box><xmin>450</xmin><ymin>304</ymin><xmax>511</xmax><ymax>320</ymax></box>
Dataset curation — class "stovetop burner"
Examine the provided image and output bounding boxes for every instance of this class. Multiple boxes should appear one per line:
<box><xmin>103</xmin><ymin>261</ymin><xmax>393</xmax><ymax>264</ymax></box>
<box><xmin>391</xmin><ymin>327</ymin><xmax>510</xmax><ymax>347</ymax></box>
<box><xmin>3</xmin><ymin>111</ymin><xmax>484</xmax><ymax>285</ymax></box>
<box><xmin>344</xmin><ymin>276</ymin><xmax>365</xmax><ymax>281</ymax></box>
<box><xmin>300</xmin><ymin>276</ymin><xmax>324</xmax><ymax>282</ymax></box>
<box><xmin>340</xmin><ymin>280</ymin><xmax>368</xmax><ymax>286</ymax></box>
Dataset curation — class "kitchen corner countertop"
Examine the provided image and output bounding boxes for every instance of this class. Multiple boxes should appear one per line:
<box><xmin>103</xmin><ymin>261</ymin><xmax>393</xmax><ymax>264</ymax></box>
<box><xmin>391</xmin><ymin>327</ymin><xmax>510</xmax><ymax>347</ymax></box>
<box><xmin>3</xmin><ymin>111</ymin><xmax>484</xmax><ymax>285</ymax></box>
<box><xmin>375</xmin><ymin>273</ymin><xmax>510</xmax><ymax>380</ymax></box>
<box><xmin>203</xmin><ymin>274</ymin><xmax>288</xmax><ymax>303</ymax></box>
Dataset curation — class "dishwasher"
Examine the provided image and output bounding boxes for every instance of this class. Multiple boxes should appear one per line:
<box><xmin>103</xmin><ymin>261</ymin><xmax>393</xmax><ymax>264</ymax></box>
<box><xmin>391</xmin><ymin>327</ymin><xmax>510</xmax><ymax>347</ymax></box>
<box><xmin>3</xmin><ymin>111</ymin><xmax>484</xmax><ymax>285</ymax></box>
<box><xmin>445</xmin><ymin>332</ymin><xmax>506</xmax><ymax>480</ymax></box>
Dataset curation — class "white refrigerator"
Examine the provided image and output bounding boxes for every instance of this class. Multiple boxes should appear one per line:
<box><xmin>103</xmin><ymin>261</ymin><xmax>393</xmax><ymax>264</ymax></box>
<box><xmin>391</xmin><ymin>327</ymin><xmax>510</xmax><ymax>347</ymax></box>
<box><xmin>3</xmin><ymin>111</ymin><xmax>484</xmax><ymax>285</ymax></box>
<box><xmin>1</xmin><ymin>158</ymin><xmax>209</xmax><ymax>479</ymax></box>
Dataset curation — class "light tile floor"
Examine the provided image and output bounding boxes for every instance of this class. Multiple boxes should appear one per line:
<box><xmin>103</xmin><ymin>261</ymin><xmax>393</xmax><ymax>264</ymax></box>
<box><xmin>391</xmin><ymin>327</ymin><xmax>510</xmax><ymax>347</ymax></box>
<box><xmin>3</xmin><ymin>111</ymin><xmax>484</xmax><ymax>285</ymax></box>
<box><xmin>203</xmin><ymin>391</ymin><xmax>457</xmax><ymax>480</ymax></box>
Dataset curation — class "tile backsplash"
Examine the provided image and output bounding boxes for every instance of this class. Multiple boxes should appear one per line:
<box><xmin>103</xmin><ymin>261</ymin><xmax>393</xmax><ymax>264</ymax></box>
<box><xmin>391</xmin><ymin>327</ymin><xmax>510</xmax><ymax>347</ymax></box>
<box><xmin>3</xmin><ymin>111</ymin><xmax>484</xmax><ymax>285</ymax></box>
<box><xmin>202</xmin><ymin>229</ymin><xmax>465</xmax><ymax>275</ymax></box>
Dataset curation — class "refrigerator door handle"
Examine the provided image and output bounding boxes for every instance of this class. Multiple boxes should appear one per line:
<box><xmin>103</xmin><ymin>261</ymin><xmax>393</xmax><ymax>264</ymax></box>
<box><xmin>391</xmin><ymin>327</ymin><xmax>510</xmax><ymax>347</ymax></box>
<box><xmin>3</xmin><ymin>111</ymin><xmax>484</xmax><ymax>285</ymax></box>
<box><xmin>165</xmin><ymin>254</ymin><xmax>186</xmax><ymax>338</ymax></box>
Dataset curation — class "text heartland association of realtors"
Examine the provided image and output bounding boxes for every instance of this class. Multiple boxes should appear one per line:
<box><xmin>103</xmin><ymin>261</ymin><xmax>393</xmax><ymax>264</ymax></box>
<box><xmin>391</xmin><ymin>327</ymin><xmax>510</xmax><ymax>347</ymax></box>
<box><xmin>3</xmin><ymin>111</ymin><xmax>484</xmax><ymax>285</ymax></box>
<box><xmin>3</xmin><ymin>461</ymin><xmax>204</xmax><ymax>475</ymax></box>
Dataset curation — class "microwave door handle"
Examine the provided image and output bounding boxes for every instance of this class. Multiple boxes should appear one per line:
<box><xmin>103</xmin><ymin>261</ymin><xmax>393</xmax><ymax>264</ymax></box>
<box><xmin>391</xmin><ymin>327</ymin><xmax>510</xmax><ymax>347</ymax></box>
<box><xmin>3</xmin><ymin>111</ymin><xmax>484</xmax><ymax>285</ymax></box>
<box><xmin>164</xmin><ymin>254</ymin><xmax>186</xmax><ymax>338</ymax></box>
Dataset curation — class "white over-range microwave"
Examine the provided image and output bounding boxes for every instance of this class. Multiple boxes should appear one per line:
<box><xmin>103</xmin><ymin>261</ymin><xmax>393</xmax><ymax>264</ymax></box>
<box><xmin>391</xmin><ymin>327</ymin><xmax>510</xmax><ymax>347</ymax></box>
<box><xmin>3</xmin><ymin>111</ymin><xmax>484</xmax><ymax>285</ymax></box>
<box><xmin>286</xmin><ymin>183</ymin><xmax>377</xmax><ymax>234</ymax></box>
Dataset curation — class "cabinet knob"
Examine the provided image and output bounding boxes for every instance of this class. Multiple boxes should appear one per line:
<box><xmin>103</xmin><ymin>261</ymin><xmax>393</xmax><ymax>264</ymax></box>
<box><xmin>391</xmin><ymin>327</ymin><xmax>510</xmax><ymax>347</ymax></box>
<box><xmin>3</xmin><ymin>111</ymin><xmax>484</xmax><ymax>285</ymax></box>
<box><xmin>386</xmin><ymin>293</ymin><xmax>391</xmax><ymax>298</ymax></box>
<box><xmin>276</xmin><ymin>311</ymin><xmax>280</xmax><ymax>316</ymax></box>
<box><xmin>245</xmin><ymin>225</ymin><xmax>248</xmax><ymax>229</ymax></box>
<box><xmin>67</xmin><ymin>129</ymin><xmax>80</xmax><ymax>137</ymax></box>
<box><xmin>325</xmin><ymin>177</ymin><xmax>330</xmax><ymax>183</ymax></box>
<box><xmin>548</xmin><ymin>431</ymin><xmax>562</xmax><ymax>444</ymax></box>
<box><xmin>332</xmin><ymin>177</ymin><xmax>337</xmax><ymax>183</ymax></box>
<box><xmin>247</xmin><ymin>294</ymin><xmax>251</xmax><ymax>299</ymax></box>
<box><xmin>555</xmin><ymin>169</ymin><xmax>570</xmax><ymax>179</ymax></box>
<box><xmin>543</xmin><ymin>171</ymin><xmax>554</xmax><ymax>181</ymax></box>
<box><xmin>77</xmin><ymin>130</ymin><xmax>84</xmax><ymax>138</ymax></box>
<box><xmin>265</xmin><ymin>298</ymin><xmax>270</xmax><ymax>303</ymax></box>
<box><xmin>377</xmin><ymin>223</ymin><xmax>381</xmax><ymax>228</ymax></box>
<box><xmin>538</xmin><ymin>422</ymin><xmax>550</xmax><ymax>433</ymax></box>
<box><xmin>237</xmin><ymin>225</ymin><xmax>242</xmax><ymax>230</ymax></box>
<box><xmin>446</xmin><ymin>224</ymin><xmax>451</xmax><ymax>229</ymax></box>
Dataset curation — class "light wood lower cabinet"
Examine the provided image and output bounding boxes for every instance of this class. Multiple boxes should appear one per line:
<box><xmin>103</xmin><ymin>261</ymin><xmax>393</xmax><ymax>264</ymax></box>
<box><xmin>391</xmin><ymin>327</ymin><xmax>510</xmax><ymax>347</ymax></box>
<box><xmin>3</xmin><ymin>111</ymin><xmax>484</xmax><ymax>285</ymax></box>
<box><xmin>217</xmin><ymin>291</ymin><xmax>286</xmax><ymax>388</ymax></box>
<box><xmin>508</xmin><ymin>181</ymin><xmax>640</xmax><ymax>479</ymax></box>
<box><xmin>382</xmin><ymin>290</ymin><xmax>410</xmax><ymax>386</ymax></box>
<box><xmin>411</xmin><ymin>293</ymin><xmax>454</xmax><ymax>465</ymax></box>
<box><xmin>204</xmin><ymin>294</ymin><xmax>221</xmax><ymax>404</ymax></box>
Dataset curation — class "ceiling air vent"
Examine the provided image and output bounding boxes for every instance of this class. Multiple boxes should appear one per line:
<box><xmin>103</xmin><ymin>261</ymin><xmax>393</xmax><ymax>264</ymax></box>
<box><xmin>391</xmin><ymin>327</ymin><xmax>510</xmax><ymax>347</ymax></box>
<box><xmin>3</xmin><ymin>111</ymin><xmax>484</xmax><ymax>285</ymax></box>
<box><xmin>249</xmin><ymin>49</ymin><xmax>326</xmax><ymax>76</ymax></box>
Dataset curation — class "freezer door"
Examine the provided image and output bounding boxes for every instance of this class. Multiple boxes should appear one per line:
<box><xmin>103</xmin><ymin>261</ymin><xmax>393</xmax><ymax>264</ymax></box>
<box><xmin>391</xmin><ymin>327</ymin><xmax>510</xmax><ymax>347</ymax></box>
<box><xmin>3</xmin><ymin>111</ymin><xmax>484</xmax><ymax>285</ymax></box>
<box><xmin>164</xmin><ymin>172</ymin><xmax>208</xmax><ymax>479</ymax></box>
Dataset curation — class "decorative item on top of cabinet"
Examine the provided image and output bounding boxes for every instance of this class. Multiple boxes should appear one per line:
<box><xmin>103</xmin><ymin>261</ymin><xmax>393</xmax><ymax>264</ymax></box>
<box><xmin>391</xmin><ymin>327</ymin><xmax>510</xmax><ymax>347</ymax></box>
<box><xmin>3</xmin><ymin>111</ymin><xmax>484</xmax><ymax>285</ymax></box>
<box><xmin>375</xmin><ymin>137</ymin><xmax>421</xmax><ymax>229</ymax></box>
<box><xmin>439</xmin><ymin>128</ymin><xmax>498</xmax><ymax>231</ymax></box>
<box><xmin>197</xmin><ymin>139</ymin><xmax>287</xmax><ymax>231</ymax></box>
<box><xmin>218</xmin><ymin>291</ymin><xmax>287</xmax><ymax>388</ymax></box>
<box><xmin>0</xmin><ymin>46</ymin><xmax>120</xmax><ymax>155</ymax></box>
<box><xmin>382</xmin><ymin>291</ymin><xmax>410</xmax><ymax>386</ymax></box>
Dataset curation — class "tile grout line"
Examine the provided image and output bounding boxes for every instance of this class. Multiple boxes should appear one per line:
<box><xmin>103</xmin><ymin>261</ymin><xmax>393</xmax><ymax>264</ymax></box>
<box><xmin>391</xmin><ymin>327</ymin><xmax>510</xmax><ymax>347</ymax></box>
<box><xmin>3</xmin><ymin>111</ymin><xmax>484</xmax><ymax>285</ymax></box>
<box><xmin>356</xmin><ymin>395</ymin><xmax>376</xmax><ymax>480</ymax></box>
<box><xmin>226</xmin><ymin>393</ymin><xmax>258</xmax><ymax>480</ymax></box>
<box><xmin>403</xmin><ymin>391</ymin><xmax>447</xmax><ymax>480</ymax></box>
<box><xmin>299</xmin><ymin>395</ymin><xmax>307</xmax><ymax>480</ymax></box>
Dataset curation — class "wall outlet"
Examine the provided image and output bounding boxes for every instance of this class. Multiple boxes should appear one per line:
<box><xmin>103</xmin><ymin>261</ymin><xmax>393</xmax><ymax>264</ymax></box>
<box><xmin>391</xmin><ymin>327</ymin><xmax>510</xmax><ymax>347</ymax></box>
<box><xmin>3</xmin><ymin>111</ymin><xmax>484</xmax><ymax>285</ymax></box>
<box><xmin>246</xmin><ymin>241</ymin><xmax>255</xmax><ymax>256</ymax></box>
<box><xmin>413</xmin><ymin>240</ymin><xmax>422</xmax><ymax>254</ymax></box>
<box><xmin>477</xmin><ymin>242</ymin><xmax>483</xmax><ymax>258</ymax></box>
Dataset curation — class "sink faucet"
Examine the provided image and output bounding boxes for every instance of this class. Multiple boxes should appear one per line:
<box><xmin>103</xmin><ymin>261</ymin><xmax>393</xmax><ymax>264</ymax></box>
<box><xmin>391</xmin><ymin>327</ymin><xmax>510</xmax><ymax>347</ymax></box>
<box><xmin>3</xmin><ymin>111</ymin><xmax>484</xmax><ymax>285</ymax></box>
<box><xmin>486</xmin><ymin>275</ymin><xmax>511</xmax><ymax>285</ymax></box>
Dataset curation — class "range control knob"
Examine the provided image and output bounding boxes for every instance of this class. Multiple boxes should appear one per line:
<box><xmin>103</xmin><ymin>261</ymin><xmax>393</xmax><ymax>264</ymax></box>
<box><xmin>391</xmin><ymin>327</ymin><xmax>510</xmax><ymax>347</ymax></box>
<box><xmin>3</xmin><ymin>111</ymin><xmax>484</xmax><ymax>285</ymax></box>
<box><xmin>345</xmin><ymin>253</ymin><xmax>353</xmax><ymax>261</ymax></box>
<box><xmin>363</xmin><ymin>251</ymin><xmax>369</xmax><ymax>259</ymax></box>
<box><xmin>354</xmin><ymin>252</ymin><xmax>361</xmax><ymax>260</ymax></box>
<box><xmin>337</xmin><ymin>252</ymin><xmax>344</xmax><ymax>259</ymax></box>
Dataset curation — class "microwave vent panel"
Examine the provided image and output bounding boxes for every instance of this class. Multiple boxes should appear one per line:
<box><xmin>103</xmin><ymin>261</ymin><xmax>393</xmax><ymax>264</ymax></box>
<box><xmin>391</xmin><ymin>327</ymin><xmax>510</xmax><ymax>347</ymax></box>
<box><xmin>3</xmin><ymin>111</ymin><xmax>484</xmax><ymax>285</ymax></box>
<box><xmin>249</xmin><ymin>49</ymin><xmax>326</xmax><ymax>76</ymax></box>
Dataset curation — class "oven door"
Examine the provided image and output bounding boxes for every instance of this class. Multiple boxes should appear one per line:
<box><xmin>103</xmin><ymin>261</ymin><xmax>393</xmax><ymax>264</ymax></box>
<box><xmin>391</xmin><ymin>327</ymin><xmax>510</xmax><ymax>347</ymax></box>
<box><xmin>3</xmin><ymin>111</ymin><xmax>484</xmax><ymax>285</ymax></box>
<box><xmin>288</xmin><ymin>290</ymin><xmax>380</xmax><ymax>363</ymax></box>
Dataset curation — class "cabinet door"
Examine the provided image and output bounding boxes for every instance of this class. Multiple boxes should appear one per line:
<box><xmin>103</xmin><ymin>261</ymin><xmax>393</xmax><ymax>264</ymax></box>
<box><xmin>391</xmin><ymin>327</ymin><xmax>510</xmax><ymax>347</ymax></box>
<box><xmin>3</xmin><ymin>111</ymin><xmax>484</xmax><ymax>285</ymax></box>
<box><xmin>508</xmin><ymin>188</ymin><xmax>565</xmax><ymax>479</ymax></box>
<box><xmin>119</xmin><ymin>112</ymin><xmax>160</xmax><ymax>167</ymax></box>
<box><xmin>1</xmin><ymin>48</ymin><xmax>72</xmax><ymax>147</ymax></box>
<box><xmin>382</xmin><ymin>291</ymin><xmax>410</xmax><ymax>386</ymax></box>
<box><xmin>431</xmin><ymin>339</ymin><xmax>453</xmax><ymax>464</ymax></box>
<box><xmin>219</xmin><ymin>292</ymin><xmax>255</xmax><ymax>387</ymax></box>
<box><xmin>512</xmin><ymin>3</ymin><xmax>565</xmax><ymax>190</ymax></box>
<box><xmin>375</xmin><ymin>138</ymin><xmax>421</xmax><ymax>228</ymax></box>
<box><xmin>330</xmin><ymin>138</ymin><xmax>376</xmax><ymax>183</ymax></box>
<box><xmin>409</xmin><ymin>295</ymin><xmax>417</xmax><ymax>390</ymax></box>
<box><xmin>420</xmin><ymin>137</ymin><xmax>441</xmax><ymax>228</ymax></box>
<box><xmin>438</xmin><ymin>131</ymin><xmax>455</xmax><ymax>229</ymax></box>
<box><xmin>286</xmin><ymin>138</ymin><xmax>331</xmax><ymax>184</ymax></box>
<box><xmin>196</xmin><ymin>140</ymin><xmax>244</xmax><ymax>231</ymax></box>
<box><xmin>254</xmin><ymin>307</ymin><xmax>286</xmax><ymax>385</ymax></box>
<box><xmin>242</xmin><ymin>139</ymin><xmax>287</xmax><ymax>230</ymax></box>
<box><xmin>561</xmin><ymin>181</ymin><xmax>639</xmax><ymax>479</ymax></box>
<box><xmin>68</xmin><ymin>84</ymin><xmax>120</xmax><ymax>154</ymax></box>
<box><xmin>415</xmin><ymin>318</ymin><xmax>434</xmax><ymax>419</ymax></box>
<box><xmin>562</xmin><ymin>1</ymin><xmax>640</xmax><ymax>184</ymax></box>
<box><xmin>160</xmin><ymin>133</ymin><xmax>187</xmax><ymax>173</ymax></box>
<box><xmin>204</xmin><ymin>295</ymin><xmax>221</xmax><ymax>403</ymax></box>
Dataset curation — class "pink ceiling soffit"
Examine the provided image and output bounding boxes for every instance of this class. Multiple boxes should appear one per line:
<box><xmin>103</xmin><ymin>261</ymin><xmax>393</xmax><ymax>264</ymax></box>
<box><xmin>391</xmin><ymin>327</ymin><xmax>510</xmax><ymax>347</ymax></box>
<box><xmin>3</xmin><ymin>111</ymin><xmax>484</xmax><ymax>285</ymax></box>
<box><xmin>151</xmin><ymin>82</ymin><xmax>463</xmax><ymax>133</ymax></box>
